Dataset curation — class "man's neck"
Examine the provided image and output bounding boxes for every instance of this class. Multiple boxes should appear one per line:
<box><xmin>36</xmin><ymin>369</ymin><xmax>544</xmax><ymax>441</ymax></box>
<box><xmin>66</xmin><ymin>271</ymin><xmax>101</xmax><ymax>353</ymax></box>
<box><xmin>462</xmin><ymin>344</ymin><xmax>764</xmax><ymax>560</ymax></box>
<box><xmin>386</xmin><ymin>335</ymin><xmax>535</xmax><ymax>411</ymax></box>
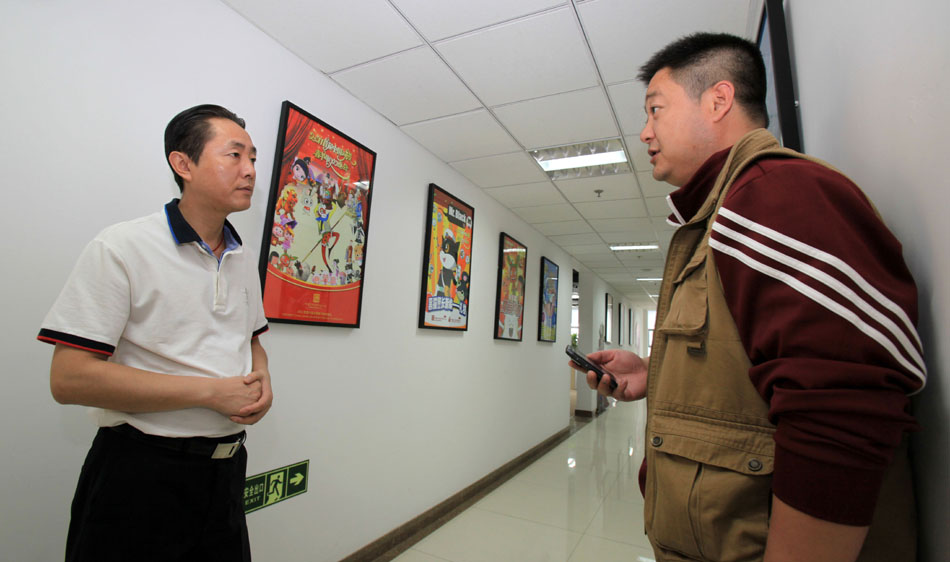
<box><xmin>177</xmin><ymin>195</ymin><xmax>226</xmax><ymax>245</ymax></box>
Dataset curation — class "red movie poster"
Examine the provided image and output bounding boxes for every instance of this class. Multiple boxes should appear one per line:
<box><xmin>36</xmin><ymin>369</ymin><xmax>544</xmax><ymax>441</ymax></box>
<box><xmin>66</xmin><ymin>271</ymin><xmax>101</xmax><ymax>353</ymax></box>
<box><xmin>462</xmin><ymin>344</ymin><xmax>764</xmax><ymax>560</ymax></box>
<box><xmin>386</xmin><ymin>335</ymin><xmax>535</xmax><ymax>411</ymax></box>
<box><xmin>260</xmin><ymin>102</ymin><xmax>375</xmax><ymax>327</ymax></box>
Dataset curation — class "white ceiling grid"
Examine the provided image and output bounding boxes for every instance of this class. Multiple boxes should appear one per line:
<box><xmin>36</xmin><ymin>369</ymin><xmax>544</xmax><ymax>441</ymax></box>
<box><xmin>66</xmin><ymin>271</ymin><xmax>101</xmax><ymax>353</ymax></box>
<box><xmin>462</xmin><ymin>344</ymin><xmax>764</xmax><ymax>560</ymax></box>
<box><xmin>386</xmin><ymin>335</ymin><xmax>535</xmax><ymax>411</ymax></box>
<box><xmin>222</xmin><ymin>0</ymin><xmax>755</xmax><ymax>305</ymax></box>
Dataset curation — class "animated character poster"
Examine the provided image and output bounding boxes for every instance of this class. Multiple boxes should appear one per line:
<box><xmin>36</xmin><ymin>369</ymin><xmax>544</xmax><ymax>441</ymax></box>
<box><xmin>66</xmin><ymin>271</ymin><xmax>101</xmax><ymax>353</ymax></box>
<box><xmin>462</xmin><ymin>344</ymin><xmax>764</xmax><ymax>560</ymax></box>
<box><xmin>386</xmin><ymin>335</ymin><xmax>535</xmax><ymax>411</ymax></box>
<box><xmin>493</xmin><ymin>233</ymin><xmax>527</xmax><ymax>341</ymax></box>
<box><xmin>259</xmin><ymin>101</ymin><xmax>376</xmax><ymax>327</ymax></box>
<box><xmin>418</xmin><ymin>184</ymin><xmax>474</xmax><ymax>330</ymax></box>
<box><xmin>538</xmin><ymin>257</ymin><xmax>559</xmax><ymax>342</ymax></box>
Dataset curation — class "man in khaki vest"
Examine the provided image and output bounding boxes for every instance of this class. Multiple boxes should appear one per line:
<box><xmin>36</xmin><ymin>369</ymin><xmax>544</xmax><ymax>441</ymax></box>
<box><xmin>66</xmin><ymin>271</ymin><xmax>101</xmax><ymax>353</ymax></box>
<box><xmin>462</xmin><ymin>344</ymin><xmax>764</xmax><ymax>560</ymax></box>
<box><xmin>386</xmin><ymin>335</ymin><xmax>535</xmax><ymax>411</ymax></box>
<box><xmin>572</xmin><ymin>33</ymin><xmax>924</xmax><ymax>562</ymax></box>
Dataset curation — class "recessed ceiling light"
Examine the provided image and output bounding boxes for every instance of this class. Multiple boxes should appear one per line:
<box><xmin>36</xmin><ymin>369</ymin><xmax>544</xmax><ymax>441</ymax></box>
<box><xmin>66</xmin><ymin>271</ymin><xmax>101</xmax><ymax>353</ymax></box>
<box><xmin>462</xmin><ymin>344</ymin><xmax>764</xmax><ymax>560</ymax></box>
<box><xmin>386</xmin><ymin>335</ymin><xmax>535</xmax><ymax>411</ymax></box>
<box><xmin>538</xmin><ymin>150</ymin><xmax>626</xmax><ymax>172</ymax></box>
<box><xmin>636</xmin><ymin>277</ymin><xmax>662</xmax><ymax>281</ymax></box>
<box><xmin>610</xmin><ymin>244</ymin><xmax>659</xmax><ymax>251</ymax></box>
<box><xmin>530</xmin><ymin>139</ymin><xmax>629</xmax><ymax>180</ymax></box>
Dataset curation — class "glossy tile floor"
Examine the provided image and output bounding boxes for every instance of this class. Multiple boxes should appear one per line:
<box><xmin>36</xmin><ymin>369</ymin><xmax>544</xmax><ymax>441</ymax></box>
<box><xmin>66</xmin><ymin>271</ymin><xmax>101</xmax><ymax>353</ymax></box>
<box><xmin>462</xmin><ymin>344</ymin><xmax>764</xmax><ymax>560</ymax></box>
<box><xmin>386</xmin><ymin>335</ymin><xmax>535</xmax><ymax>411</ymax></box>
<box><xmin>393</xmin><ymin>400</ymin><xmax>655</xmax><ymax>562</ymax></box>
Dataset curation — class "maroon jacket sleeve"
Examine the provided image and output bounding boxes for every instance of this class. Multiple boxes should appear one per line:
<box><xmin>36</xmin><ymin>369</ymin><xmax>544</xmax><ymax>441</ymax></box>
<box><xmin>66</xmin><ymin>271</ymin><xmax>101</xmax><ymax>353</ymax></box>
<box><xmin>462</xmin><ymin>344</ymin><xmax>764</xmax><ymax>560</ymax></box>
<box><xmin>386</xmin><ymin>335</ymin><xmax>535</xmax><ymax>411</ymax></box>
<box><xmin>709</xmin><ymin>157</ymin><xmax>925</xmax><ymax>525</ymax></box>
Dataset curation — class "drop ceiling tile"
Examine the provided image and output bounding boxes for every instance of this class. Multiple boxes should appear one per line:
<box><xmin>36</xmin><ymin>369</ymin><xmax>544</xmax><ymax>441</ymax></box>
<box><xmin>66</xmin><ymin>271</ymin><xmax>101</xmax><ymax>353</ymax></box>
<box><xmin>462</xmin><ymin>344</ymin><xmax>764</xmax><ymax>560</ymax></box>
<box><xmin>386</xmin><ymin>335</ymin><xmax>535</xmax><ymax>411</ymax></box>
<box><xmin>629</xmin><ymin>268</ymin><xmax>664</xmax><ymax>278</ymax></box>
<box><xmin>560</xmin><ymin>243</ymin><xmax>615</xmax><ymax>257</ymax></box>
<box><xmin>608</xmin><ymin>81</ymin><xmax>648</xmax><ymax>136</ymax></box>
<box><xmin>332</xmin><ymin>47</ymin><xmax>481</xmax><ymax>125</ymax></box>
<box><xmin>401</xmin><ymin>109</ymin><xmax>521</xmax><ymax>161</ymax></box>
<box><xmin>223</xmin><ymin>0</ymin><xmax>422</xmax><ymax>74</ymax></box>
<box><xmin>588</xmin><ymin>266</ymin><xmax>629</xmax><ymax>274</ymax></box>
<box><xmin>391</xmin><ymin>0</ymin><xmax>567</xmax><ymax>41</ymax></box>
<box><xmin>483</xmin><ymin>182</ymin><xmax>565</xmax><ymax>208</ymax></box>
<box><xmin>547</xmin><ymin>232</ymin><xmax>603</xmax><ymax>246</ymax></box>
<box><xmin>578</xmin><ymin>0</ymin><xmax>750</xmax><ymax>85</ymax></box>
<box><xmin>435</xmin><ymin>8</ymin><xmax>599</xmax><ymax>106</ymax></box>
<box><xmin>656</xmin><ymin>229</ymin><xmax>675</xmax><ymax>248</ymax></box>
<box><xmin>450</xmin><ymin>152</ymin><xmax>548</xmax><ymax>188</ymax></box>
<box><xmin>574</xmin><ymin>199</ymin><xmax>647</xmax><ymax>220</ymax></box>
<box><xmin>617</xmin><ymin>253</ymin><xmax>665</xmax><ymax>267</ymax></box>
<box><xmin>599</xmin><ymin>272</ymin><xmax>636</xmax><ymax>283</ymax></box>
<box><xmin>493</xmin><ymin>88</ymin><xmax>618</xmax><ymax>149</ymax></box>
<box><xmin>635</xmin><ymin>169</ymin><xmax>674</xmax><ymax>198</ymax></box>
<box><xmin>555</xmin><ymin>173</ymin><xmax>640</xmax><ymax>203</ymax></box>
<box><xmin>534</xmin><ymin>220</ymin><xmax>594</xmax><ymax>236</ymax></box>
<box><xmin>512</xmin><ymin>203</ymin><xmax>582</xmax><ymax>224</ymax></box>
<box><xmin>599</xmin><ymin>231</ymin><xmax>655</xmax><ymax>243</ymax></box>
<box><xmin>577</xmin><ymin>254</ymin><xmax>623</xmax><ymax>268</ymax></box>
<box><xmin>625</xmin><ymin>135</ymin><xmax>653</xmax><ymax>173</ymax></box>
<box><xmin>589</xmin><ymin>217</ymin><xmax>654</xmax><ymax>234</ymax></box>
<box><xmin>645</xmin><ymin>196</ymin><xmax>671</xmax><ymax>217</ymax></box>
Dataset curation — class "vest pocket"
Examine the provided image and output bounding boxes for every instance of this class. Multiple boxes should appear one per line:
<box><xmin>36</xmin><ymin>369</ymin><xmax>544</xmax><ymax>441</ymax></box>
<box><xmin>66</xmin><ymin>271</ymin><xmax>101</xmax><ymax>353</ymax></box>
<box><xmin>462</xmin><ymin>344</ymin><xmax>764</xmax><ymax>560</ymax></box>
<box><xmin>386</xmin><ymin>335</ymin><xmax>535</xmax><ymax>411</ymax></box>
<box><xmin>658</xmin><ymin>253</ymin><xmax>707</xmax><ymax>336</ymax></box>
<box><xmin>649</xmin><ymin>423</ymin><xmax>773</xmax><ymax>561</ymax></box>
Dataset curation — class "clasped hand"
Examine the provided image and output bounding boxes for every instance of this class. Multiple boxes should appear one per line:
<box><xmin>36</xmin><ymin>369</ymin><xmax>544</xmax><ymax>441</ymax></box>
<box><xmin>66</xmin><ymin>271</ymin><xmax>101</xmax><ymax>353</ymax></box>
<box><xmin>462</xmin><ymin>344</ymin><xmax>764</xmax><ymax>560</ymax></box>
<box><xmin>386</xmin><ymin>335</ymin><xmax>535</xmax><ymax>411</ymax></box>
<box><xmin>213</xmin><ymin>370</ymin><xmax>273</xmax><ymax>425</ymax></box>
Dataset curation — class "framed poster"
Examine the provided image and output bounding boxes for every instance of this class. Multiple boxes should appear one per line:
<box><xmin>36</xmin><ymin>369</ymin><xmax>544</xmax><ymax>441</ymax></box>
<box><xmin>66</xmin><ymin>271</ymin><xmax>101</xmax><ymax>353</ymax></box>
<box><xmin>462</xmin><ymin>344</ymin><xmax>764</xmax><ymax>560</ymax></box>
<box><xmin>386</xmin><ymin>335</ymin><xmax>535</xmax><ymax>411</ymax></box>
<box><xmin>258</xmin><ymin>101</ymin><xmax>376</xmax><ymax>327</ymax></box>
<box><xmin>758</xmin><ymin>0</ymin><xmax>802</xmax><ymax>151</ymax></box>
<box><xmin>494</xmin><ymin>233</ymin><xmax>527</xmax><ymax>341</ymax></box>
<box><xmin>538</xmin><ymin>257</ymin><xmax>559</xmax><ymax>342</ymax></box>
<box><xmin>627</xmin><ymin>307</ymin><xmax>633</xmax><ymax>346</ymax></box>
<box><xmin>605</xmin><ymin>293</ymin><xmax>613</xmax><ymax>343</ymax></box>
<box><xmin>418</xmin><ymin>183</ymin><xmax>475</xmax><ymax>330</ymax></box>
<box><xmin>619</xmin><ymin>302</ymin><xmax>626</xmax><ymax>346</ymax></box>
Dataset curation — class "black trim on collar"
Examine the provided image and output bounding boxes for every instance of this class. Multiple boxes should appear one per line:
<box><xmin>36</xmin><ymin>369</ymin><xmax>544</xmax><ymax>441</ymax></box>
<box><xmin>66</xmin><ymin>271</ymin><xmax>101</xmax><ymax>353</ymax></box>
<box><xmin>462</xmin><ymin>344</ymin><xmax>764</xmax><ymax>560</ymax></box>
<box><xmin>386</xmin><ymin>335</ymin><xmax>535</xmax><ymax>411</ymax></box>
<box><xmin>164</xmin><ymin>199</ymin><xmax>243</xmax><ymax>246</ymax></box>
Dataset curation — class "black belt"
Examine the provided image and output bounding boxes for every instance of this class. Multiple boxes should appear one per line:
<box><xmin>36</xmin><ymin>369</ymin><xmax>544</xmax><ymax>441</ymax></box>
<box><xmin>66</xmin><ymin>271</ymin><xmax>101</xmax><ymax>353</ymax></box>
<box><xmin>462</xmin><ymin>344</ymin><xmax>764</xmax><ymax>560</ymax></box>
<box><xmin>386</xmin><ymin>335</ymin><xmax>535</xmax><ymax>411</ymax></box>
<box><xmin>109</xmin><ymin>423</ymin><xmax>246</xmax><ymax>459</ymax></box>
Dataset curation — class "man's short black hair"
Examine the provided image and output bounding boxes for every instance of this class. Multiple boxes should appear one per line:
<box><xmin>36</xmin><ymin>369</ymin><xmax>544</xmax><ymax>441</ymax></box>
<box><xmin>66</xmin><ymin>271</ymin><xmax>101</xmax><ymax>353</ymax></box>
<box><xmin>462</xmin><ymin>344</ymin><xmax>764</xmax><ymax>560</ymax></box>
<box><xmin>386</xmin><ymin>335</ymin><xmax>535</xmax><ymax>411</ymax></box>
<box><xmin>164</xmin><ymin>104</ymin><xmax>246</xmax><ymax>192</ymax></box>
<box><xmin>638</xmin><ymin>32</ymin><xmax>768</xmax><ymax>127</ymax></box>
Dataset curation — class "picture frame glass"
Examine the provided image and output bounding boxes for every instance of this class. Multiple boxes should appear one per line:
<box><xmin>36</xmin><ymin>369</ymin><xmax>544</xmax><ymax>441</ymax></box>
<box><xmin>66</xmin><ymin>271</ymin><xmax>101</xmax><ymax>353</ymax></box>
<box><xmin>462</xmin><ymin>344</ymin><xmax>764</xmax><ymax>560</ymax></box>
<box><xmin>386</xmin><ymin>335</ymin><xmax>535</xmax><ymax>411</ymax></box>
<box><xmin>418</xmin><ymin>184</ymin><xmax>474</xmax><ymax>330</ymax></box>
<box><xmin>538</xmin><ymin>257</ymin><xmax>559</xmax><ymax>342</ymax></box>
<box><xmin>494</xmin><ymin>233</ymin><xmax>527</xmax><ymax>341</ymax></box>
<box><xmin>259</xmin><ymin>101</ymin><xmax>376</xmax><ymax>328</ymax></box>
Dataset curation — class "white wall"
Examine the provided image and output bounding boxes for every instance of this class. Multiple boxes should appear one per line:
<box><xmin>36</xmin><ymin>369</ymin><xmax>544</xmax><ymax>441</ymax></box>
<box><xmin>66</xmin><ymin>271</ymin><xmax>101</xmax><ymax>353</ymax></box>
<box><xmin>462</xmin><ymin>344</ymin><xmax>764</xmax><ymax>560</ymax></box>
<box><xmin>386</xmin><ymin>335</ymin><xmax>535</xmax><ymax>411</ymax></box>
<box><xmin>0</xmin><ymin>2</ymin><xmax>577</xmax><ymax>560</ymax></box>
<box><xmin>785</xmin><ymin>2</ymin><xmax>949</xmax><ymax>559</ymax></box>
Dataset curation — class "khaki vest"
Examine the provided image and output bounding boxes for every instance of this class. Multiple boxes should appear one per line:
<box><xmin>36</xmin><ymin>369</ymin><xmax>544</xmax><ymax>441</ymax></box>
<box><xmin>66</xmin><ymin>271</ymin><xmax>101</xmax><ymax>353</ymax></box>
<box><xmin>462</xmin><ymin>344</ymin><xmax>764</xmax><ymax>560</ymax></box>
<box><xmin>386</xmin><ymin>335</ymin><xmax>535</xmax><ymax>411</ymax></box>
<box><xmin>643</xmin><ymin>129</ymin><xmax>915</xmax><ymax>562</ymax></box>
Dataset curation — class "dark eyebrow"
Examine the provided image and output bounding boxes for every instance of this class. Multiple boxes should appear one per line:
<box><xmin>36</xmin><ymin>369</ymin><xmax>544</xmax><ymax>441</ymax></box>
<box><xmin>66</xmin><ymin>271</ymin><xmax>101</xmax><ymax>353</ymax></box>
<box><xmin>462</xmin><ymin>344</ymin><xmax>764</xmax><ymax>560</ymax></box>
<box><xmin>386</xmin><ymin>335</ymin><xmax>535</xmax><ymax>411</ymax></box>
<box><xmin>227</xmin><ymin>140</ymin><xmax>257</xmax><ymax>155</ymax></box>
<box><xmin>643</xmin><ymin>91</ymin><xmax>660</xmax><ymax>112</ymax></box>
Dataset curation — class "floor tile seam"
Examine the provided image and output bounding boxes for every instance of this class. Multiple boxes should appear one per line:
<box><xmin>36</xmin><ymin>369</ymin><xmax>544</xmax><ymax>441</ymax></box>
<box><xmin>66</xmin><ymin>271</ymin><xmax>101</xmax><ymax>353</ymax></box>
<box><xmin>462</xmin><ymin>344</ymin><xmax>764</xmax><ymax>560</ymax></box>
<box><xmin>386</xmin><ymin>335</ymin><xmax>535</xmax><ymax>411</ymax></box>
<box><xmin>582</xmin><ymin>526</ymin><xmax>653</xmax><ymax>548</ymax></box>
<box><xmin>510</xmin><ymin>472</ymin><xmax>621</xmax><ymax>498</ymax></box>
<box><xmin>571</xmin><ymin>534</ymin><xmax>657</xmax><ymax>560</ymax></box>
<box><xmin>576</xmin><ymin>491</ymin><xmax>610</xmax><ymax>538</ymax></box>
<box><xmin>483</xmin><ymin>473</ymin><xmax>618</xmax><ymax>502</ymax></box>
<box><xmin>466</xmin><ymin>505</ymin><xmax>588</xmax><ymax>537</ymax></box>
<box><xmin>470</xmin><ymin>501</ymin><xmax>599</xmax><ymax>534</ymax></box>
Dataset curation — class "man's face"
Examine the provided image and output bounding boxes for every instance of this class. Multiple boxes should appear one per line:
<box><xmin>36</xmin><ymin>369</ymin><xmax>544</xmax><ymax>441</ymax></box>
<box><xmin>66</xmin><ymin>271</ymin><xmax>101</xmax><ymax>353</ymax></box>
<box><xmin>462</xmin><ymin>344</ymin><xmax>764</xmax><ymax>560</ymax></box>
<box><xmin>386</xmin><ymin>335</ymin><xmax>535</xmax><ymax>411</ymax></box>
<box><xmin>639</xmin><ymin>68</ymin><xmax>713</xmax><ymax>187</ymax></box>
<box><xmin>185</xmin><ymin>118</ymin><xmax>257</xmax><ymax>213</ymax></box>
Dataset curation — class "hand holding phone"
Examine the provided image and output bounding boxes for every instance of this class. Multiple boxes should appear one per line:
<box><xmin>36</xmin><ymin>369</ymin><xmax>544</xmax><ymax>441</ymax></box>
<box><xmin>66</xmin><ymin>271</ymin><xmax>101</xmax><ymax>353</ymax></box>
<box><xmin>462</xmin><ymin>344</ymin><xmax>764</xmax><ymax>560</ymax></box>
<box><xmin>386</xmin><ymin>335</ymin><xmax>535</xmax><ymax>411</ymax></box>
<box><xmin>565</xmin><ymin>345</ymin><xmax>618</xmax><ymax>391</ymax></box>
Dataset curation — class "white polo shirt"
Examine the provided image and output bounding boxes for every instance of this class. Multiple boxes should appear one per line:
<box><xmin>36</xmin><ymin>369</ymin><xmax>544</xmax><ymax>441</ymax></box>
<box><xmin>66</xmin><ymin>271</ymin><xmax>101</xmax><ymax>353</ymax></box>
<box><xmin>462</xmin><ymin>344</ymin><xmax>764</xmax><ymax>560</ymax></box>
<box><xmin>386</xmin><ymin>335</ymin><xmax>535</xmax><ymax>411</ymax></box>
<box><xmin>39</xmin><ymin>200</ymin><xmax>269</xmax><ymax>437</ymax></box>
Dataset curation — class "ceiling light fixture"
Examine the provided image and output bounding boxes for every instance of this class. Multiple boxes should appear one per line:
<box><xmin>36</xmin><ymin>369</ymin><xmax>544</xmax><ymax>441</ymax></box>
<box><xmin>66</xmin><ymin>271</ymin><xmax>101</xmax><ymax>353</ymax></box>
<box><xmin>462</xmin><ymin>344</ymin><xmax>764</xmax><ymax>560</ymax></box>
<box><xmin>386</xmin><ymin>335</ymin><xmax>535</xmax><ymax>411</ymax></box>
<box><xmin>530</xmin><ymin>139</ymin><xmax>630</xmax><ymax>180</ymax></box>
<box><xmin>636</xmin><ymin>277</ymin><xmax>662</xmax><ymax>281</ymax></box>
<box><xmin>538</xmin><ymin>150</ymin><xmax>627</xmax><ymax>172</ymax></box>
<box><xmin>610</xmin><ymin>244</ymin><xmax>659</xmax><ymax>251</ymax></box>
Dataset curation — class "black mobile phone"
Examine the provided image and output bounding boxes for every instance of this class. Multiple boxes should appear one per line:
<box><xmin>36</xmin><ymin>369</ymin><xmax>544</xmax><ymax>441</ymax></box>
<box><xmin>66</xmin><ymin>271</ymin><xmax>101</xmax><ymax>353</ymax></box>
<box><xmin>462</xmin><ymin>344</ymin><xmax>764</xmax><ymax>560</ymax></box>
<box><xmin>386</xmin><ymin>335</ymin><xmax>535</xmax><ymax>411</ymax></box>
<box><xmin>565</xmin><ymin>345</ymin><xmax>618</xmax><ymax>391</ymax></box>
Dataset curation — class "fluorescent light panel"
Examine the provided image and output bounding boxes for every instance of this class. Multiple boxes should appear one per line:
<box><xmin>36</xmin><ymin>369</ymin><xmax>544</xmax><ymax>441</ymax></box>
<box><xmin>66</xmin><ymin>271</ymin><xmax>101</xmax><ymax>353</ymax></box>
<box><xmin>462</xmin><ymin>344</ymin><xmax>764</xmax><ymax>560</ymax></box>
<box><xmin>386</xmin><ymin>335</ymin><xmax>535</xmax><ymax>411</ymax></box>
<box><xmin>610</xmin><ymin>244</ymin><xmax>659</xmax><ymax>251</ymax></box>
<box><xmin>539</xmin><ymin>150</ymin><xmax>627</xmax><ymax>172</ymax></box>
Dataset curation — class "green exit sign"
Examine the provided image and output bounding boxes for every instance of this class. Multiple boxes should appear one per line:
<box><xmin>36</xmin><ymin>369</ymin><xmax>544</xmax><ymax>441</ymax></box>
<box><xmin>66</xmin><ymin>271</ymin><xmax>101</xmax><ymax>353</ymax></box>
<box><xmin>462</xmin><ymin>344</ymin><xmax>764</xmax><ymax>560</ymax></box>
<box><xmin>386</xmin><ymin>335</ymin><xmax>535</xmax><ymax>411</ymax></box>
<box><xmin>244</xmin><ymin>460</ymin><xmax>309</xmax><ymax>514</ymax></box>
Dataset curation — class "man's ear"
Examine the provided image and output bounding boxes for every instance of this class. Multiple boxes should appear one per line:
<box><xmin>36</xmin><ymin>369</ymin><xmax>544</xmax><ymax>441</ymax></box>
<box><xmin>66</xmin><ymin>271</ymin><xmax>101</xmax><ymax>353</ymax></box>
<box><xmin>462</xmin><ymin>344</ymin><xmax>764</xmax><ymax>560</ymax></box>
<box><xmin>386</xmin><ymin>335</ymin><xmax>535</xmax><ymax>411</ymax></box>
<box><xmin>168</xmin><ymin>151</ymin><xmax>193</xmax><ymax>184</ymax></box>
<box><xmin>705</xmin><ymin>80</ymin><xmax>736</xmax><ymax>123</ymax></box>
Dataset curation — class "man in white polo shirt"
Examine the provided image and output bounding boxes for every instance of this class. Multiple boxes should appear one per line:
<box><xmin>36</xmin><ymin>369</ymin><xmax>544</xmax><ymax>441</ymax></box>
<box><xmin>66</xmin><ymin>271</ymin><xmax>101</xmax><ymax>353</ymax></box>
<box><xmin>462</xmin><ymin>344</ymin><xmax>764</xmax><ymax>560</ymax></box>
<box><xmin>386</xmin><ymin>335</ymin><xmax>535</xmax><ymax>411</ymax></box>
<box><xmin>38</xmin><ymin>104</ymin><xmax>272</xmax><ymax>561</ymax></box>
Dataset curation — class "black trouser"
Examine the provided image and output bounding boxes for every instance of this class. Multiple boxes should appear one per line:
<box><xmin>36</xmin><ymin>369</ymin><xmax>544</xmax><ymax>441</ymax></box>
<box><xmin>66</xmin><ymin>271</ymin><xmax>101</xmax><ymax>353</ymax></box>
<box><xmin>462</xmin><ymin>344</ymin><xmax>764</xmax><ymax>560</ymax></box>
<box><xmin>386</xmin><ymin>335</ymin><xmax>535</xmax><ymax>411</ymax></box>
<box><xmin>65</xmin><ymin>426</ymin><xmax>251</xmax><ymax>562</ymax></box>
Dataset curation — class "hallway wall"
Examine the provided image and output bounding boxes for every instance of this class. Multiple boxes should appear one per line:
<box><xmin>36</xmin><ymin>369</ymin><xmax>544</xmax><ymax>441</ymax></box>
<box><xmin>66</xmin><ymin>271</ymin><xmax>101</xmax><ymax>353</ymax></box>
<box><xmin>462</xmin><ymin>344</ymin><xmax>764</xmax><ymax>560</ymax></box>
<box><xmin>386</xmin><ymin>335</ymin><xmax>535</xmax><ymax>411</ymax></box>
<box><xmin>786</xmin><ymin>2</ymin><xmax>950</xmax><ymax>559</ymax></box>
<box><xmin>0</xmin><ymin>1</ymin><xmax>596</xmax><ymax>560</ymax></box>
